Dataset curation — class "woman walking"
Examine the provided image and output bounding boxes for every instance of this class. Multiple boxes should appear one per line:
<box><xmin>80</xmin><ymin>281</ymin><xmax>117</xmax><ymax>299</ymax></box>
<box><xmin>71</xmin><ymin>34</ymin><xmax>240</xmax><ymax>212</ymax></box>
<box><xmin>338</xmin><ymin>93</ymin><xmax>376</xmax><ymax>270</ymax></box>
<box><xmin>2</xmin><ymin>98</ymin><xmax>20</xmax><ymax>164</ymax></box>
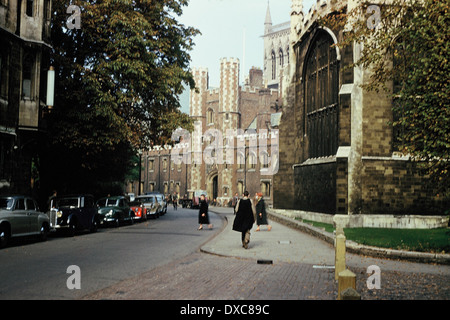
<box><xmin>198</xmin><ymin>194</ymin><xmax>212</xmax><ymax>230</ymax></box>
<box><xmin>232</xmin><ymin>191</ymin><xmax>255</xmax><ymax>249</ymax></box>
<box><xmin>255</xmin><ymin>192</ymin><xmax>271</xmax><ymax>231</ymax></box>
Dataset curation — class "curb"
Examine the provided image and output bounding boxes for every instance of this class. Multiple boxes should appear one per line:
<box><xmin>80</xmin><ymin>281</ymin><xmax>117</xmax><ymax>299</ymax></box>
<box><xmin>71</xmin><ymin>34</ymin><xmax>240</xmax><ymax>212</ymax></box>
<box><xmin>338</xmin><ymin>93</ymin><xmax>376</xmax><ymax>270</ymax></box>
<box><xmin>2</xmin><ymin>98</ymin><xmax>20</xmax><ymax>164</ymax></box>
<box><xmin>267</xmin><ymin>209</ymin><xmax>450</xmax><ymax>265</ymax></box>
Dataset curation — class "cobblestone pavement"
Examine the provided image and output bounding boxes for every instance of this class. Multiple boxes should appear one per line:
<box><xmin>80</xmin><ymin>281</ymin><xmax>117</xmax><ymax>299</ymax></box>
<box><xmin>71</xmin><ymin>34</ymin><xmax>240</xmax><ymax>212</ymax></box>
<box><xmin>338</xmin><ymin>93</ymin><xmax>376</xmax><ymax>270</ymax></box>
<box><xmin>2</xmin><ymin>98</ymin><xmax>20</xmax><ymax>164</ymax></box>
<box><xmin>83</xmin><ymin>208</ymin><xmax>449</xmax><ymax>301</ymax></box>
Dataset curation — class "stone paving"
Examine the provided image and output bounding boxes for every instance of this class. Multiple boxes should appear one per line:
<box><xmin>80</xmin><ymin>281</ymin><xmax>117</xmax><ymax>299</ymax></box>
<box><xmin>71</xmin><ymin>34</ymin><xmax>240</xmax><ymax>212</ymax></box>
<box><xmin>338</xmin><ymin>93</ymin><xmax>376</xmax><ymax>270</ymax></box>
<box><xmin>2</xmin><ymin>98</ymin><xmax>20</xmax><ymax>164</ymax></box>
<box><xmin>83</xmin><ymin>207</ymin><xmax>450</xmax><ymax>301</ymax></box>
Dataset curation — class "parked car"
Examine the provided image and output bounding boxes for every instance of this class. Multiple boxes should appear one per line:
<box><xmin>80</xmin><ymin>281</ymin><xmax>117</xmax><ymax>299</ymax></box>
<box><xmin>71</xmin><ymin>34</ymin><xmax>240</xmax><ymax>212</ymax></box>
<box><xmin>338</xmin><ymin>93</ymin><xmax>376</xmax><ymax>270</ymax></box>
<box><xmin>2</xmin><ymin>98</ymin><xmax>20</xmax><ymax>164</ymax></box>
<box><xmin>96</xmin><ymin>196</ymin><xmax>134</xmax><ymax>227</ymax></box>
<box><xmin>47</xmin><ymin>194</ymin><xmax>99</xmax><ymax>235</ymax></box>
<box><xmin>0</xmin><ymin>196</ymin><xmax>50</xmax><ymax>248</ymax></box>
<box><xmin>145</xmin><ymin>192</ymin><xmax>167</xmax><ymax>215</ymax></box>
<box><xmin>135</xmin><ymin>194</ymin><xmax>160</xmax><ymax>218</ymax></box>
<box><xmin>129</xmin><ymin>199</ymin><xmax>147</xmax><ymax>221</ymax></box>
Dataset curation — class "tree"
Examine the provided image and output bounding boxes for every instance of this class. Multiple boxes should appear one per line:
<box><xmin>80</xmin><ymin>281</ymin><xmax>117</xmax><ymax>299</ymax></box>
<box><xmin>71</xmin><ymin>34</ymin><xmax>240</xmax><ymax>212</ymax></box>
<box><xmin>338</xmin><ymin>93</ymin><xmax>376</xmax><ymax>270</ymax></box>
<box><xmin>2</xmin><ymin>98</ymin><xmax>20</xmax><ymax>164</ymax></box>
<box><xmin>42</xmin><ymin>0</ymin><xmax>198</xmax><ymax>195</ymax></box>
<box><xmin>320</xmin><ymin>0</ymin><xmax>449</xmax><ymax>196</ymax></box>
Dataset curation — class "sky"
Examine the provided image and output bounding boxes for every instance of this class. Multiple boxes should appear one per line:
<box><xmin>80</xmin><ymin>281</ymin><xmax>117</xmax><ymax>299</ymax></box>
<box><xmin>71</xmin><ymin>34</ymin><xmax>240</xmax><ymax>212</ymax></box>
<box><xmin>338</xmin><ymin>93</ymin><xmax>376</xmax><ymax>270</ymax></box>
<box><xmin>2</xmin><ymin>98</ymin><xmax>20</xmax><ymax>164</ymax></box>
<box><xmin>178</xmin><ymin>0</ymin><xmax>316</xmax><ymax>113</ymax></box>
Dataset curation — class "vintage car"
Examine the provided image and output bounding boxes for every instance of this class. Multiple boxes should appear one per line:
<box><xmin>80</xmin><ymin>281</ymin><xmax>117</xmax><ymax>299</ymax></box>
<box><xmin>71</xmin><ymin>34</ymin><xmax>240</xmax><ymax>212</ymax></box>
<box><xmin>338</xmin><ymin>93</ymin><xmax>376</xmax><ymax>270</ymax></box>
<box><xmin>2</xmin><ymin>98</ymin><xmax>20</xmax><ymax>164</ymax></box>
<box><xmin>47</xmin><ymin>194</ymin><xmax>99</xmax><ymax>235</ymax></box>
<box><xmin>181</xmin><ymin>190</ymin><xmax>208</xmax><ymax>209</ymax></box>
<box><xmin>96</xmin><ymin>196</ymin><xmax>134</xmax><ymax>227</ymax></box>
<box><xmin>135</xmin><ymin>194</ymin><xmax>161</xmax><ymax>218</ymax></box>
<box><xmin>146</xmin><ymin>192</ymin><xmax>167</xmax><ymax>215</ymax></box>
<box><xmin>129</xmin><ymin>199</ymin><xmax>147</xmax><ymax>221</ymax></box>
<box><xmin>0</xmin><ymin>195</ymin><xmax>50</xmax><ymax>248</ymax></box>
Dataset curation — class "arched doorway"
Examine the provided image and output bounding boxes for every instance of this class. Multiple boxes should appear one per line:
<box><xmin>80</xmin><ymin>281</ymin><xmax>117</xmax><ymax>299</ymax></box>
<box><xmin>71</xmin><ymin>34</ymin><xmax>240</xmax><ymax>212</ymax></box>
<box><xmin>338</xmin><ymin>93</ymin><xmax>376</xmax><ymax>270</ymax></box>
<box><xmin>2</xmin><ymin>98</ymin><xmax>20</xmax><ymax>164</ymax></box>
<box><xmin>207</xmin><ymin>173</ymin><xmax>218</xmax><ymax>202</ymax></box>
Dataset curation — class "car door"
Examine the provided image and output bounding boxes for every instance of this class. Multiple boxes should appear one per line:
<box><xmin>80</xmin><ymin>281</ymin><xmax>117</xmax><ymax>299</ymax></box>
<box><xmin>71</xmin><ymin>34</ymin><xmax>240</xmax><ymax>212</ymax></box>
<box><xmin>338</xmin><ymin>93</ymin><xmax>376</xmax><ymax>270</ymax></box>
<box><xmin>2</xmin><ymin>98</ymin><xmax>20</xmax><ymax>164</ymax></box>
<box><xmin>10</xmin><ymin>198</ymin><xmax>29</xmax><ymax>236</ymax></box>
<box><xmin>25</xmin><ymin>198</ymin><xmax>40</xmax><ymax>234</ymax></box>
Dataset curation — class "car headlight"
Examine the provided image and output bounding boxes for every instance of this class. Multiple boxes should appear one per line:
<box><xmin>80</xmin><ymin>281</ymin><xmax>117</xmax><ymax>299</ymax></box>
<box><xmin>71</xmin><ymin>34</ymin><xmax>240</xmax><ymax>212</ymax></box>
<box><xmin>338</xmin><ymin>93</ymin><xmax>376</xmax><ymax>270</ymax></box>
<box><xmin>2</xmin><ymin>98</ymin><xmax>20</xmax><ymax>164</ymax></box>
<box><xmin>57</xmin><ymin>211</ymin><xmax>63</xmax><ymax>218</ymax></box>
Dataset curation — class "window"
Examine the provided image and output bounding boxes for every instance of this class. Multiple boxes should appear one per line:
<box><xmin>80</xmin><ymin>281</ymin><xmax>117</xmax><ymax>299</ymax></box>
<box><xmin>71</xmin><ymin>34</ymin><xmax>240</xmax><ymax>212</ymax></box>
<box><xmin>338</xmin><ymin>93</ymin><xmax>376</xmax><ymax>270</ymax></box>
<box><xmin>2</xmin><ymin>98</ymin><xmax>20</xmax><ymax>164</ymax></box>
<box><xmin>26</xmin><ymin>0</ymin><xmax>34</xmax><ymax>17</ymax></box>
<box><xmin>247</xmin><ymin>152</ymin><xmax>256</xmax><ymax>170</ymax></box>
<box><xmin>22</xmin><ymin>53</ymin><xmax>34</xmax><ymax>99</ymax></box>
<box><xmin>148</xmin><ymin>159</ymin><xmax>154</xmax><ymax>171</ymax></box>
<box><xmin>260</xmin><ymin>151</ymin><xmax>269</xmax><ymax>169</ymax></box>
<box><xmin>207</xmin><ymin>108</ymin><xmax>214</xmax><ymax>124</ymax></box>
<box><xmin>261</xmin><ymin>181</ymin><xmax>271</xmax><ymax>197</ymax></box>
<box><xmin>0</xmin><ymin>47</ymin><xmax>8</xmax><ymax>98</ymax></box>
<box><xmin>279</xmin><ymin>48</ymin><xmax>284</xmax><ymax>67</ymax></box>
<box><xmin>271</xmin><ymin>51</ymin><xmax>276</xmax><ymax>80</ymax></box>
<box><xmin>26</xmin><ymin>199</ymin><xmax>36</xmax><ymax>211</ymax></box>
<box><xmin>16</xmin><ymin>198</ymin><xmax>25</xmax><ymax>210</ymax></box>
<box><xmin>304</xmin><ymin>30</ymin><xmax>339</xmax><ymax>158</ymax></box>
<box><xmin>162</xmin><ymin>158</ymin><xmax>167</xmax><ymax>170</ymax></box>
<box><xmin>237</xmin><ymin>152</ymin><xmax>244</xmax><ymax>170</ymax></box>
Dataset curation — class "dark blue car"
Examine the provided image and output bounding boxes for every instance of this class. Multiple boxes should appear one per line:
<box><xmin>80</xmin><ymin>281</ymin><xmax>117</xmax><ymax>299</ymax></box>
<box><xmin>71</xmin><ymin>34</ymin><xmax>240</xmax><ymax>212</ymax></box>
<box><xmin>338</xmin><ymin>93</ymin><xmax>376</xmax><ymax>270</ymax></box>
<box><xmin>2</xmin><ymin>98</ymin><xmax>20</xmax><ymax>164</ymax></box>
<box><xmin>48</xmin><ymin>195</ymin><xmax>99</xmax><ymax>235</ymax></box>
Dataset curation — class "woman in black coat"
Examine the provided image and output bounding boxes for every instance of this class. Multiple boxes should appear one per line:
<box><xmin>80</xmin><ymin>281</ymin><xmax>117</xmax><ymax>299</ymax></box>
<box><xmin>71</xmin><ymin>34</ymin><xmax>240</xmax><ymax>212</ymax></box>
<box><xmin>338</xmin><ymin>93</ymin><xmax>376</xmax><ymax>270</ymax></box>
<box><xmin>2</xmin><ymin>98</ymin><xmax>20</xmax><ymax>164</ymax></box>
<box><xmin>198</xmin><ymin>194</ymin><xmax>212</xmax><ymax>230</ymax></box>
<box><xmin>232</xmin><ymin>191</ymin><xmax>255</xmax><ymax>249</ymax></box>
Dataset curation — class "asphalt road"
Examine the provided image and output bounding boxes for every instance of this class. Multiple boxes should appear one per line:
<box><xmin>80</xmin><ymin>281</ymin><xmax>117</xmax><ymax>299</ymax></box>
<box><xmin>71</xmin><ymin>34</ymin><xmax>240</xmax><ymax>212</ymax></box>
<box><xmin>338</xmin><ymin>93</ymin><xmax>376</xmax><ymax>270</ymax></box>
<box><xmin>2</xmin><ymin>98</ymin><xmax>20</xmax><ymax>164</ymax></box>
<box><xmin>0</xmin><ymin>206</ymin><xmax>223</xmax><ymax>300</ymax></box>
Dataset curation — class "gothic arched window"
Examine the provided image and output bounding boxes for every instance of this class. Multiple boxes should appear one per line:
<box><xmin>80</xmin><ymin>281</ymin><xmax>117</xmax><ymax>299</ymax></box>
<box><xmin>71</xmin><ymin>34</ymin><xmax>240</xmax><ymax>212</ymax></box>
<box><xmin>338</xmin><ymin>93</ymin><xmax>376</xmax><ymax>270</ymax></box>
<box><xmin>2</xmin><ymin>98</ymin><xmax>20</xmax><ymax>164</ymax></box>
<box><xmin>271</xmin><ymin>51</ymin><xmax>276</xmax><ymax>80</ymax></box>
<box><xmin>304</xmin><ymin>30</ymin><xmax>339</xmax><ymax>158</ymax></box>
<box><xmin>279</xmin><ymin>48</ymin><xmax>284</xmax><ymax>67</ymax></box>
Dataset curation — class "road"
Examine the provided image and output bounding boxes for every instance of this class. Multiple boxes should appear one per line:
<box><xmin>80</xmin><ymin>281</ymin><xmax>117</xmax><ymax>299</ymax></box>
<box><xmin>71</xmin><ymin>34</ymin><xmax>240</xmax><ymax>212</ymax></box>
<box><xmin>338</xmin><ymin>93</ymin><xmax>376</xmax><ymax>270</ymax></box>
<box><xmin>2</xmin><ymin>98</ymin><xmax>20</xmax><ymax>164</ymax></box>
<box><xmin>0</xmin><ymin>206</ymin><xmax>223</xmax><ymax>300</ymax></box>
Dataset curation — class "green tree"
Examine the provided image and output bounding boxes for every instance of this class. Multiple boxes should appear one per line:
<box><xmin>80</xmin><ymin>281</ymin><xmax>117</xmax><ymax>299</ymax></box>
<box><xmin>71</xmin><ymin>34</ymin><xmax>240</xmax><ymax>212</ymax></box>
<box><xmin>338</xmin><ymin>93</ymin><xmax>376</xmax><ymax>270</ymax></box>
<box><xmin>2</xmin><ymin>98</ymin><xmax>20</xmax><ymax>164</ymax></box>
<box><xmin>320</xmin><ymin>0</ymin><xmax>449</xmax><ymax>196</ymax></box>
<box><xmin>42</xmin><ymin>0</ymin><xmax>198</xmax><ymax>195</ymax></box>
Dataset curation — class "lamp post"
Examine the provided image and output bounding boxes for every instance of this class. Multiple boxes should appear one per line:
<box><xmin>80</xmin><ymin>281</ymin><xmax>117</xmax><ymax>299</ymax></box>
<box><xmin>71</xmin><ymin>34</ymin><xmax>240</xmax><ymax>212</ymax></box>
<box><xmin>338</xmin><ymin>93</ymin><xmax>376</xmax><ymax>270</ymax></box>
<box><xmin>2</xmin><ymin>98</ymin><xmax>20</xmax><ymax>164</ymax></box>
<box><xmin>46</xmin><ymin>66</ymin><xmax>55</xmax><ymax>111</ymax></box>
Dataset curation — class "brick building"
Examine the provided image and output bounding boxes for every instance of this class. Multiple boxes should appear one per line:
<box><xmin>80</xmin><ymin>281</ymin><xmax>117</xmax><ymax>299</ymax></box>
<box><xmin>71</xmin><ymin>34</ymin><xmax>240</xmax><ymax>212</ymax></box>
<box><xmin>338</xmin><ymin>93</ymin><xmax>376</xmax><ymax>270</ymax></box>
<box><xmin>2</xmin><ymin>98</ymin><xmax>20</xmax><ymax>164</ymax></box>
<box><xmin>0</xmin><ymin>0</ymin><xmax>52</xmax><ymax>195</ymax></box>
<box><xmin>140</xmin><ymin>60</ymin><xmax>280</xmax><ymax>205</ymax></box>
<box><xmin>273</xmin><ymin>0</ymin><xmax>448</xmax><ymax>217</ymax></box>
<box><xmin>138</xmin><ymin>5</ymin><xmax>288</xmax><ymax>205</ymax></box>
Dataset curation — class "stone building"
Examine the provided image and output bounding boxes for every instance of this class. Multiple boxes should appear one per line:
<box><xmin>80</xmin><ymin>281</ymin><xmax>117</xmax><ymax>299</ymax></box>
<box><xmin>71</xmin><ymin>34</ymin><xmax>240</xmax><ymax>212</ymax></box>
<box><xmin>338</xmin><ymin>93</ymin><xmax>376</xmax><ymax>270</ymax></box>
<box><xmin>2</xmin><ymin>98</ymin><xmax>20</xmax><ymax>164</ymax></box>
<box><xmin>262</xmin><ymin>2</ymin><xmax>290</xmax><ymax>90</ymax></box>
<box><xmin>139</xmin><ymin>6</ymin><xmax>288</xmax><ymax>204</ymax></box>
<box><xmin>141</xmin><ymin>60</ymin><xmax>280</xmax><ymax>205</ymax></box>
<box><xmin>0</xmin><ymin>0</ymin><xmax>52</xmax><ymax>194</ymax></box>
<box><xmin>273</xmin><ymin>0</ymin><xmax>448</xmax><ymax>219</ymax></box>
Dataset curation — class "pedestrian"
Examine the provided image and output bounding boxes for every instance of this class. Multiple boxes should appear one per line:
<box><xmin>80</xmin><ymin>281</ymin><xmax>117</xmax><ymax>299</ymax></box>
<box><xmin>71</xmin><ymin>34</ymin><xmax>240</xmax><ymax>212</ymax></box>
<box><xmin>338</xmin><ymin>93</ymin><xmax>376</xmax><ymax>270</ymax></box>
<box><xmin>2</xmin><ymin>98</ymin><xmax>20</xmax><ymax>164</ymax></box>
<box><xmin>232</xmin><ymin>191</ymin><xmax>255</xmax><ymax>249</ymax></box>
<box><xmin>173</xmin><ymin>192</ymin><xmax>178</xmax><ymax>210</ymax></box>
<box><xmin>255</xmin><ymin>192</ymin><xmax>271</xmax><ymax>231</ymax></box>
<box><xmin>198</xmin><ymin>194</ymin><xmax>212</xmax><ymax>230</ymax></box>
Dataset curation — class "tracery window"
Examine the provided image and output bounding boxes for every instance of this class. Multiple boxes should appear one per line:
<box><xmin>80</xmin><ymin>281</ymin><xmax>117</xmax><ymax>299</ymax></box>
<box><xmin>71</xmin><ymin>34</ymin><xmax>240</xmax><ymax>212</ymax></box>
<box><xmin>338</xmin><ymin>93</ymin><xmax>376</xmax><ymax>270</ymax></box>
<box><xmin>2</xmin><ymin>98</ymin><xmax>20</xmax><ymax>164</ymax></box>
<box><xmin>271</xmin><ymin>51</ymin><xmax>276</xmax><ymax>80</ymax></box>
<box><xmin>304</xmin><ymin>30</ymin><xmax>339</xmax><ymax>158</ymax></box>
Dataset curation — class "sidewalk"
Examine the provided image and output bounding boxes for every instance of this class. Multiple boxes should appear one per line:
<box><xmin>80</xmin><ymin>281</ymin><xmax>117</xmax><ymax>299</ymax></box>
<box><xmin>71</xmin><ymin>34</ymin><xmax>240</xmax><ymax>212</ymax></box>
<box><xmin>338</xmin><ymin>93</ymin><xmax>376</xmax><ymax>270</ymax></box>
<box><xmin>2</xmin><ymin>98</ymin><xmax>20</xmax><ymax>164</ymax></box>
<box><xmin>83</xmin><ymin>207</ymin><xmax>450</xmax><ymax>300</ymax></box>
<box><xmin>202</xmin><ymin>207</ymin><xmax>336</xmax><ymax>266</ymax></box>
<box><xmin>206</xmin><ymin>207</ymin><xmax>450</xmax><ymax>274</ymax></box>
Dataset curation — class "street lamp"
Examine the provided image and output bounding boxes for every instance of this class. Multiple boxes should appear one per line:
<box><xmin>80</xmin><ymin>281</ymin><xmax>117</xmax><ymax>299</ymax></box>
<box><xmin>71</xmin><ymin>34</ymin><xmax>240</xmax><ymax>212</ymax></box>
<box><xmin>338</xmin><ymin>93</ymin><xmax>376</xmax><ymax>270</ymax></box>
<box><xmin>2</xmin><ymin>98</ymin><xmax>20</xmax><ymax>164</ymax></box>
<box><xmin>46</xmin><ymin>66</ymin><xmax>55</xmax><ymax>110</ymax></box>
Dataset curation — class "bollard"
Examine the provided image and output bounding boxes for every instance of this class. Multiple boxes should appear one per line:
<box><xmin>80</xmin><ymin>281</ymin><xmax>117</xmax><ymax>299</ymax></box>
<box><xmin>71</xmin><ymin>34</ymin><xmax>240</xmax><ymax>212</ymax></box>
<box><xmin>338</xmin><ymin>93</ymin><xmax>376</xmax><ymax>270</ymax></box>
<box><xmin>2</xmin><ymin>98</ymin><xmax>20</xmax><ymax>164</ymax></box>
<box><xmin>338</xmin><ymin>269</ymin><xmax>356</xmax><ymax>300</ymax></box>
<box><xmin>335</xmin><ymin>234</ymin><xmax>346</xmax><ymax>280</ymax></box>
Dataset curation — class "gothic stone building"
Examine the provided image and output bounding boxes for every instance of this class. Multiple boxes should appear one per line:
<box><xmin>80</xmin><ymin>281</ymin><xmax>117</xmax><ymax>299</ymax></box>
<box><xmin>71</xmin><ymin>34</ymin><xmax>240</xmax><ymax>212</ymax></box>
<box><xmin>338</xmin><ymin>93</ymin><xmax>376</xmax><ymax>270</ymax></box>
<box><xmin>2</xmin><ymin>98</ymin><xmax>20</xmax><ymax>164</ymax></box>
<box><xmin>0</xmin><ymin>0</ymin><xmax>52</xmax><ymax>195</ymax></box>
<box><xmin>273</xmin><ymin>0</ymin><xmax>447</xmax><ymax>217</ymax></box>
<box><xmin>140</xmin><ymin>59</ymin><xmax>280</xmax><ymax>205</ymax></box>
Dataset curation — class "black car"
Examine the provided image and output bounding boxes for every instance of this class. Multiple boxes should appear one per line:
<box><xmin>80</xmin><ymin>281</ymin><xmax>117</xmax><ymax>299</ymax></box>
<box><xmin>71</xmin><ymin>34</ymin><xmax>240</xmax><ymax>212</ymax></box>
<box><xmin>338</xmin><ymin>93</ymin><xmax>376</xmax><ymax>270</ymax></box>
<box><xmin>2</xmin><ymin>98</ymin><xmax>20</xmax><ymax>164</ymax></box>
<box><xmin>47</xmin><ymin>195</ymin><xmax>100</xmax><ymax>235</ymax></box>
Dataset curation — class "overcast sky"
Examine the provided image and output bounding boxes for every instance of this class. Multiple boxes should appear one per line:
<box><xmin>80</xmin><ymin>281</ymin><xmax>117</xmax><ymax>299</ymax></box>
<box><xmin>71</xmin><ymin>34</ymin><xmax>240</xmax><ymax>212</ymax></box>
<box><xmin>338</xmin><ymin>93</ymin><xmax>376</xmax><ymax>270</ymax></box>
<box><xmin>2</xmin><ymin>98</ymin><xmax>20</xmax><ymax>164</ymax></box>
<box><xmin>178</xmin><ymin>0</ymin><xmax>316</xmax><ymax>113</ymax></box>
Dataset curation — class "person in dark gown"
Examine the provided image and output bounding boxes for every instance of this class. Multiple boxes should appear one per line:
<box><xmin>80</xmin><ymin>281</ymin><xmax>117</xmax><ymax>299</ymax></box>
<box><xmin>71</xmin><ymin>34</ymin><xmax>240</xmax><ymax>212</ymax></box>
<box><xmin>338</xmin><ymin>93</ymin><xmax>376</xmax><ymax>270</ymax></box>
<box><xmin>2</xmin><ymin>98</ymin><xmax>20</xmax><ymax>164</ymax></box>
<box><xmin>232</xmin><ymin>191</ymin><xmax>255</xmax><ymax>249</ymax></box>
<box><xmin>255</xmin><ymin>192</ymin><xmax>271</xmax><ymax>231</ymax></box>
<box><xmin>198</xmin><ymin>194</ymin><xmax>212</xmax><ymax>230</ymax></box>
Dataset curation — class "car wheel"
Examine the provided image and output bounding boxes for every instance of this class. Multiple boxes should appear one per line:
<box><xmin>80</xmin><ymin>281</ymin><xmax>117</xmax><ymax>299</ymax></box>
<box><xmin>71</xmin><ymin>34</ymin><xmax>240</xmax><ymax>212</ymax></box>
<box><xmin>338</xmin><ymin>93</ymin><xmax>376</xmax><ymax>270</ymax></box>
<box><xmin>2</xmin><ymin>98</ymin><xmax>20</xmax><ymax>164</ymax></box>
<box><xmin>68</xmin><ymin>222</ymin><xmax>76</xmax><ymax>237</ymax></box>
<box><xmin>40</xmin><ymin>223</ymin><xmax>49</xmax><ymax>242</ymax></box>
<box><xmin>90</xmin><ymin>219</ymin><xmax>98</xmax><ymax>233</ymax></box>
<box><xmin>0</xmin><ymin>225</ymin><xmax>10</xmax><ymax>248</ymax></box>
<box><xmin>114</xmin><ymin>218</ymin><xmax>120</xmax><ymax>228</ymax></box>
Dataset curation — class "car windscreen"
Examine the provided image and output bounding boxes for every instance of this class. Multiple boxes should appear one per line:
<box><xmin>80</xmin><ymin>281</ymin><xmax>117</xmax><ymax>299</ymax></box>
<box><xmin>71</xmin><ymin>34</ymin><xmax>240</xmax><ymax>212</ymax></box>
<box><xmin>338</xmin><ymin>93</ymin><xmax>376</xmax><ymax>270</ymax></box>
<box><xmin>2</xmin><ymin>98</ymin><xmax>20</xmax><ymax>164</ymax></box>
<box><xmin>56</xmin><ymin>198</ymin><xmax>79</xmax><ymax>208</ymax></box>
<box><xmin>136</xmin><ymin>197</ymin><xmax>154</xmax><ymax>203</ymax></box>
<box><xmin>0</xmin><ymin>198</ymin><xmax>13</xmax><ymax>210</ymax></box>
<box><xmin>129</xmin><ymin>201</ymin><xmax>141</xmax><ymax>207</ymax></box>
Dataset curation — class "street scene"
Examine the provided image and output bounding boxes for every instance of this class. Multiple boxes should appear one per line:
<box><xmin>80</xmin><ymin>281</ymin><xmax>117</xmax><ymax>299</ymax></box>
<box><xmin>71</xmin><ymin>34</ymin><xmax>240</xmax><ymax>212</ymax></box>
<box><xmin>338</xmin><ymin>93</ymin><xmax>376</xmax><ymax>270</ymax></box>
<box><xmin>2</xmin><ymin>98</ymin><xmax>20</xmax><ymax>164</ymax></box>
<box><xmin>0</xmin><ymin>0</ymin><xmax>449</xmax><ymax>310</ymax></box>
